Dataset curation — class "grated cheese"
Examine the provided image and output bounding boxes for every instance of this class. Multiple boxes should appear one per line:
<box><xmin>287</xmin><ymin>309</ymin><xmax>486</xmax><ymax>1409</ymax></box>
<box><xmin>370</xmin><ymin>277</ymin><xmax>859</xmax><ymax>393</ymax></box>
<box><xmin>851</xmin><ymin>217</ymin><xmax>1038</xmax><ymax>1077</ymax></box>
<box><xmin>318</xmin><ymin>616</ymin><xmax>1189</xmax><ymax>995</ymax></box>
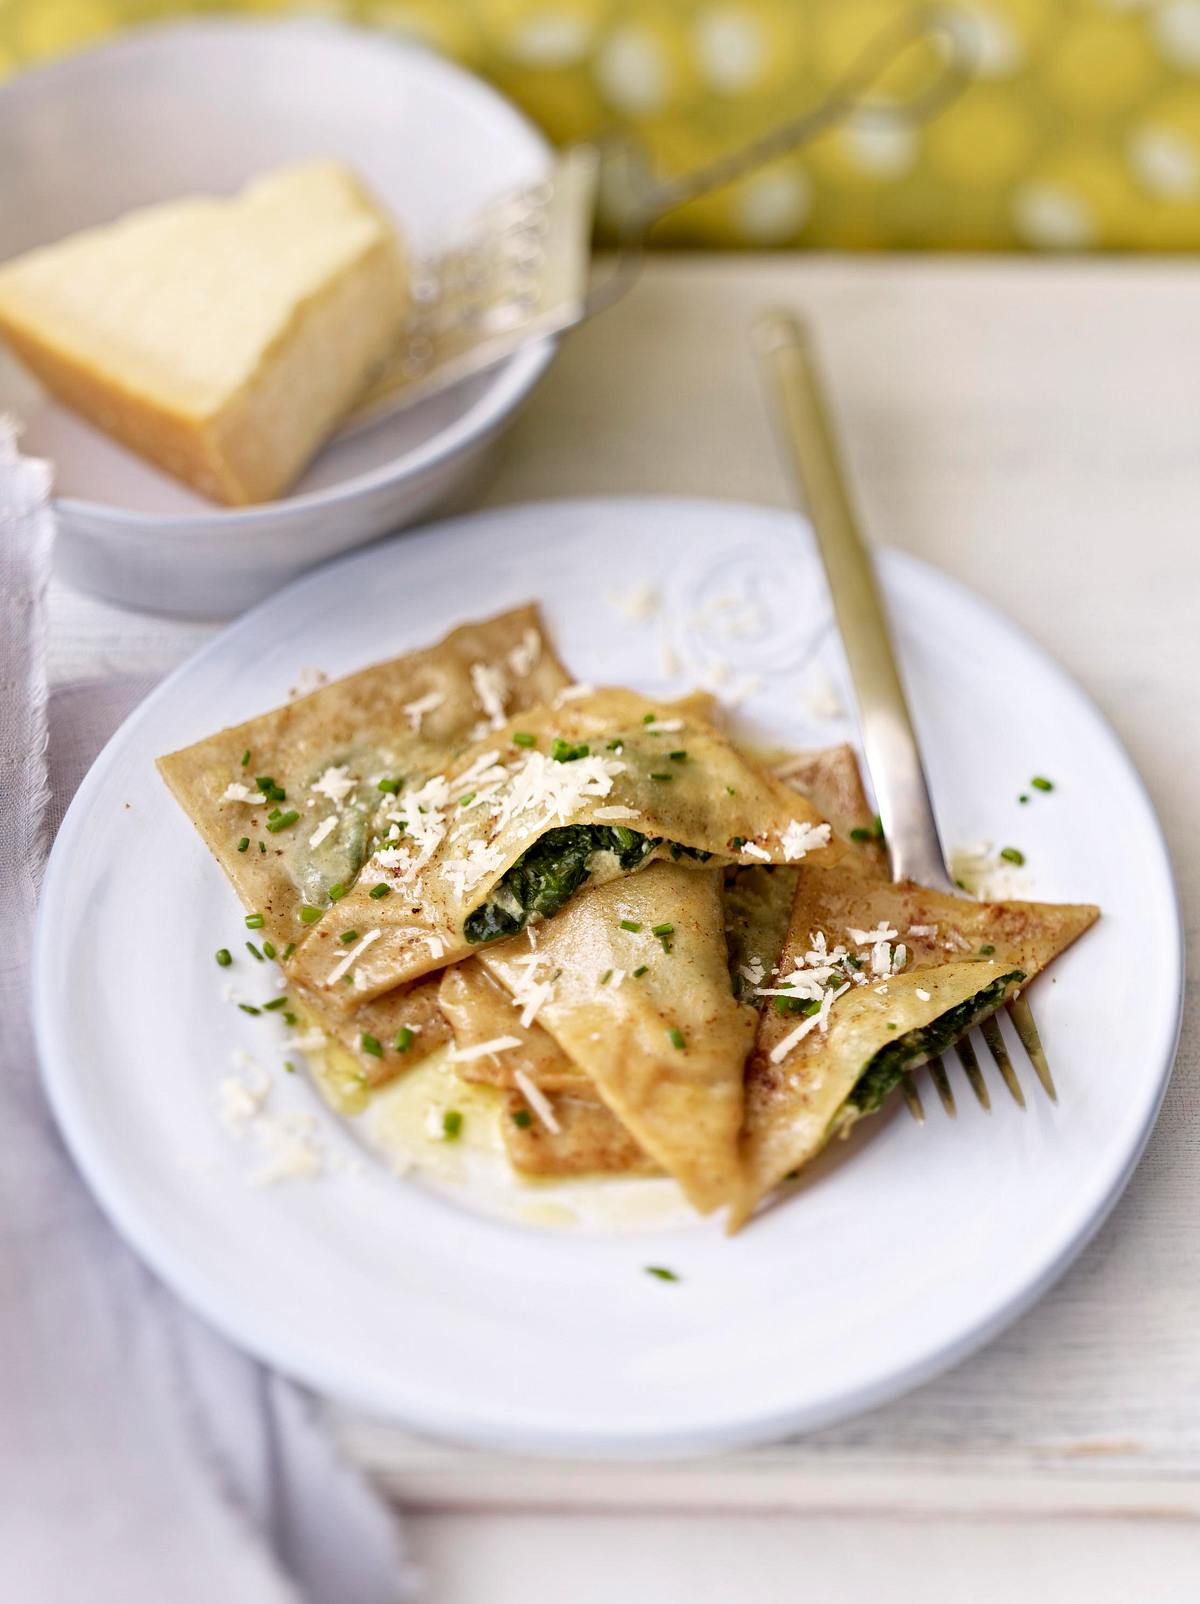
<box><xmin>402</xmin><ymin>688</ymin><xmax>445</xmax><ymax>732</ymax></box>
<box><xmin>781</xmin><ymin>819</ymin><xmax>832</xmax><ymax>861</ymax></box>
<box><xmin>470</xmin><ymin>661</ymin><xmax>508</xmax><ymax>728</ymax></box>
<box><xmin>916</xmin><ymin>988</ymin><xmax>931</xmax><ymax>1002</ymax></box>
<box><xmin>509</xmin><ymin>956</ymin><xmax>556</xmax><ymax>1029</ymax></box>
<box><xmin>443</xmin><ymin>838</ymin><xmax>507</xmax><ymax>901</ymax></box>
<box><xmin>513</xmin><ymin>1069</ymin><xmax>562</xmax><ymax>1134</ymax></box>
<box><xmin>308</xmin><ymin>815</ymin><xmax>337</xmax><ymax>850</ymax></box>
<box><xmin>555</xmin><ymin>681</ymin><xmax>596</xmax><ymax>703</ymax></box>
<box><xmin>324</xmin><ymin>927</ymin><xmax>382</xmax><ymax>987</ymax></box>
<box><xmin>507</xmin><ymin>627</ymin><xmax>542</xmax><ymax>678</ymax></box>
<box><xmin>606</xmin><ymin>583</ymin><xmax>660</xmax><ymax>622</ymax></box>
<box><xmin>593</xmin><ymin>805</ymin><xmax>641</xmax><ymax>822</ymax></box>
<box><xmin>311</xmin><ymin>766</ymin><xmax>356</xmax><ymax>806</ymax></box>
<box><xmin>492</xmin><ymin>750</ymin><xmax>625</xmax><ymax>831</ymax></box>
<box><xmin>848</xmin><ymin>923</ymin><xmax>899</xmax><ymax>946</ymax></box>
<box><xmin>741</xmin><ymin>842</ymin><xmax>771</xmax><ymax>862</ymax></box>
<box><xmin>449</xmin><ymin>1035</ymin><xmax>523</xmax><ymax>1063</ymax></box>
<box><xmin>221</xmin><ymin>783</ymin><xmax>266</xmax><ymax>805</ymax></box>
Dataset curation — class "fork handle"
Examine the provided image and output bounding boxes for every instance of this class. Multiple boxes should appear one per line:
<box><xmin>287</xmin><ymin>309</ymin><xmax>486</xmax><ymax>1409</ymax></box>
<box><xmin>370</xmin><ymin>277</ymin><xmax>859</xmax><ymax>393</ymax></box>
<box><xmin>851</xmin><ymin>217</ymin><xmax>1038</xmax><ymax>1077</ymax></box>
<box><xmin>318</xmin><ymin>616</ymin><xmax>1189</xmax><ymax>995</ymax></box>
<box><xmin>754</xmin><ymin>311</ymin><xmax>953</xmax><ymax>891</ymax></box>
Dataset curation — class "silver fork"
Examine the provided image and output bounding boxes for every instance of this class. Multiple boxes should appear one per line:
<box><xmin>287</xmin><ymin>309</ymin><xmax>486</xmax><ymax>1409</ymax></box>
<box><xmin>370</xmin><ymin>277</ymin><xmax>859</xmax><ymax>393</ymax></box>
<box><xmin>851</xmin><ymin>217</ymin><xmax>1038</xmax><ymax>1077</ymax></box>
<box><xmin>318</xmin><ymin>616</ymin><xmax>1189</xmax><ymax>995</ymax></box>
<box><xmin>754</xmin><ymin>311</ymin><xmax>1055</xmax><ymax>1121</ymax></box>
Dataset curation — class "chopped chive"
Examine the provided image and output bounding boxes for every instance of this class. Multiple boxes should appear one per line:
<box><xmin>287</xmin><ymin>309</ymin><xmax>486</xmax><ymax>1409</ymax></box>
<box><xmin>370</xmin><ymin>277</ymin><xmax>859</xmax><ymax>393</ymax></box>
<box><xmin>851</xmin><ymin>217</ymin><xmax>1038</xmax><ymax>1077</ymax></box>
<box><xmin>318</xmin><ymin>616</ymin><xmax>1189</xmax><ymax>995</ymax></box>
<box><xmin>459</xmin><ymin>792</ymin><xmax>476</xmax><ymax>807</ymax></box>
<box><xmin>668</xmin><ymin>750</ymin><xmax>687</xmax><ymax>762</ymax></box>
<box><xmin>255</xmin><ymin>774</ymin><xmax>273</xmax><ymax>790</ymax></box>
<box><xmin>955</xmin><ymin>878</ymin><xmax>968</xmax><ymax>891</ymax></box>
<box><xmin>245</xmin><ymin>913</ymin><xmax>265</xmax><ymax>930</ymax></box>
<box><xmin>730</xmin><ymin>835</ymin><xmax>746</xmax><ymax>850</ymax></box>
<box><xmin>1032</xmin><ymin>776</ymin><xmax>1054</xmax><ymax>792</ymax></box>
<box><xmin>649</xmin><ymin>772</ymin><xmax>672</xmax><ymax>782</ymax></box>
<box><xmin>340</xmin><ymin>929</ymin><xmax>360</xmax><ymax>944</ymax></box>
<box><xmin>980</xmin><ymin>943</ymin><xmax>996</xmax><ymax>956</ymax></box>
<box><xmin>667</xmin><ymin>1027</ymin><xmax>686</xmax><ymax>1050</ymax></box>
<box><xmin>262</xmin><ymin>940</ymin><xmax>276</xmax><ymax>960</ymax></box>
<box><xmin>600</xmin><ymin>969</ymin><xmax>613</xmax><ymax>985</ymax></box>
<box><xmin>282</xmin><ymin>942</ymin><xmax>295</xmax><ymax>960</ymax></box>
<box><xmin>282</xmin><ymin>1011</ymin><xmax>298</xmax><ymax>1026</ymax></box>
<box><xmin>240</xmin><ymin>749</ymin><xmax>250</xmax><ymax>767</ymax></box>
<box><xmin>393</xmin><ymin>1027</ymin><xmax>414</xmax><ymax>1052</ymax></box>
<box><xmin>263</xmin><ymin>996</ymin><xmax>288</xmax><ymax>1012</ymax></box>
<box><xmin>246</xmin><ymin>942</ymin><xmax>263</xmax><ymax>961</ymax></box>
<box><xmin>551</xmin><ymin>737</ymin><xmax>589</xmax><ymax>763</ymax></box>
<box><xmin>1018</xmin><ymin>793</ymin><xmax>1030</xmax><ymax>804</ymax></box>
<box><xmin>328</xmin><ymin>882</ymin><xmax>348</xmax><ymax>902</ymax></box>
<box><xmin>236</xmin><ymin>836</ymin><xmax>250</xmax><ymax>853</ymax></box>
<box><xmin>999</xmin><ymin>846</ymin><xmax>1025</xmax><ymax>865</ymax></box>
<box><xmin>646</xmin><ymin>1266</ymin><xmax>678</xmax><ymax>1282</ymax></box>
<box><xmin>369</xmin><ymin>883</ymin><xmax>390</xmax><ymax>899</ymax></box>
<box><xmin>606</xmin><ymin>739</ymin><xmax>624</xmax><ymax>752</ymax></box>
<box><xmin>651</xmin><ymin>922</ymin><xmax>674</xmax><ymax>937</ymax></box>
<box><xmin>725</xmin><ymin>786</ymin><xmax>736</xmax><ymax>797</ymax></box>
<box><xmin>633</xmin><ymin>965</ymin><xmax>649</xmax><ymax>978</ymax></box>
<box><xmin>267</xmin><ymin>807</ymin><xmax>281</xmax><ymax>821</ymax></box>
<box><xmin>238</xmin><ymin>1003</ymin><xmax>261</xmax><ymax>1016</ymax></box>
<box><xmin>620</xmin><ymin>919</ymin><xmax>642</xmax><ymax>933</ymax></box>
<box><xmin>849</xmin><ymin>827</ymin><xmax>873</xmax><ymax>843</ymax></box>
<box><xmin>846</xmin><ymin>953</ymin><xmax>862</xmax><ymax>970</ymax></box>
<box><xmin>377</xmin><ymin>776</ymin><xmax>400</xmax><ymax>794</ymax></box>
<box><xmin>643</xmin><ymin>713</ymin><xmax>657</xmax><ymax>724</ymax></box>
<box><xmin>283</xmin><ymin>1060</ymin><xmax>296</xmax><ymax>1074</ymax></box>
<box><xmin>512</xmin><ymin>1109</ymin><xmax>532</xmax><ymax>1129</ymax></box>
<box><xmin>360</xmin><ymin>1032</ymin><xmax>383</xmax><ymax>1058</ymax></box>
<box><xmin>442</xmin><ymin>1109</ymin><xmax>463</xmax><ymax>1140</ymax></box>
<box><xmin>512</xmin><ymin>731</ymin><xmax>536</xmax><ymax>748</ymax></box>
<box><xmin>215</xmin><ymin>948</ymin><xmax>232</xmax><ymax>967</ymax></box>
<box><xmin>887</xmin><ymin>1022</ymin><xmax>897</xmax><ymax>1031</ymax></box>
<box><xmin>299</xmin><ymin>906</ymin><xmax>323</xmax><ymax>925</ymax></box>
<box><xmin>258</xmin><ymin>842</ymin><xmax>266</xmax><ymax>854</ymax></box>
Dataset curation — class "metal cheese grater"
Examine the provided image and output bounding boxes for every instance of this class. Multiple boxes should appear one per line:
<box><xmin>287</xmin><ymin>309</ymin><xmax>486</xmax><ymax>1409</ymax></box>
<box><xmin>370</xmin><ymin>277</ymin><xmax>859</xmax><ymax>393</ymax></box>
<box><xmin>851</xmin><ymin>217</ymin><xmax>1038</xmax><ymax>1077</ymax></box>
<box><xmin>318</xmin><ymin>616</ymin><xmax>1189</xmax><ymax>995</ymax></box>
<box><xmin>340</xmin><ymin>3</ymin><xmax>977</xmax><ymax>439</ymax></box>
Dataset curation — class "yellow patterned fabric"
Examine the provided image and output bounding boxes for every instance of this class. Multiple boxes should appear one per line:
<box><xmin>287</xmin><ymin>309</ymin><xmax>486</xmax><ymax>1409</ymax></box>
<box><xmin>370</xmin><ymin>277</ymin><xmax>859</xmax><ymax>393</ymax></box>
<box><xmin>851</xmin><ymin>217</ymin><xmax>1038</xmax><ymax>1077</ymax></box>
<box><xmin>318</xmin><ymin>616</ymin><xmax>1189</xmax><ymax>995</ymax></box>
<box><xmin>6</xmin><ymin>0</ymin><xmax>1200</xmax><ymax>249</ymax></box>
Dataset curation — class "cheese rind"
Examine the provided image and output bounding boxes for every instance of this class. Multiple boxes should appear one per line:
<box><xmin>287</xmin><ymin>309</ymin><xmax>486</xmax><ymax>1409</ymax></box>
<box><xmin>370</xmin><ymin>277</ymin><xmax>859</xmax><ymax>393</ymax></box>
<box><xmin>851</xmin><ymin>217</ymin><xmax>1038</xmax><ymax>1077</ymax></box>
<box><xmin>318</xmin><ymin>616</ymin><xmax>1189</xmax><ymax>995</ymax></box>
<box><xmin>0</xmin><ymin>162</ymin><xmax>408</xmax><ymax>504</ymax></box>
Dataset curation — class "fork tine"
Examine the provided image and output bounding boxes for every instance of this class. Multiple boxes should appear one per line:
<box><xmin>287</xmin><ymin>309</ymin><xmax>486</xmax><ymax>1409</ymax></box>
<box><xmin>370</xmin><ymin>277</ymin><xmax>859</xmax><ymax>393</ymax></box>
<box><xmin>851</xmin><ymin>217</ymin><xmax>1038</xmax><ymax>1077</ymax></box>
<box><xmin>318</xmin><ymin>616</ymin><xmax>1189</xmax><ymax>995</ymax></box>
<box><xmin>954</xmin><ymin>1036</ymin><xmax>991</xmax><ymax>1111</ymax></box>
<box><xmin>1006</xmin><ymin>995</ymin><xmax>1057</xmax><ymax>1102</ymax></box>
<box><xmin>980</xmin><ymin>1015</ymin><xmax>1025</xmax><ymax>1108</ymax></box>
<box><xmin>927</xmin><ymin>1055</ymin><xmax>956</xmax><ymax>1117</ymax></box>
<box><xmin>901</xmin><ymin>1074</ymin><xmax>925</xmax><ymax>1124</ymax></box>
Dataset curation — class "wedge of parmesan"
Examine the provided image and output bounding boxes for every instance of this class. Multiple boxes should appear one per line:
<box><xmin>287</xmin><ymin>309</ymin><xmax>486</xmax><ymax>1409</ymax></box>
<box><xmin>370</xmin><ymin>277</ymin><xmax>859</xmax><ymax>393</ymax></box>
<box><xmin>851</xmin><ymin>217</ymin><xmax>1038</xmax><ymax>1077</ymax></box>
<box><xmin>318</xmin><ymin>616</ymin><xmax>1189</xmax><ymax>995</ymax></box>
<box><xmin>0</xmin><ymin>161</ymin><xmax>408</xmax><ymax>504</ymax></box>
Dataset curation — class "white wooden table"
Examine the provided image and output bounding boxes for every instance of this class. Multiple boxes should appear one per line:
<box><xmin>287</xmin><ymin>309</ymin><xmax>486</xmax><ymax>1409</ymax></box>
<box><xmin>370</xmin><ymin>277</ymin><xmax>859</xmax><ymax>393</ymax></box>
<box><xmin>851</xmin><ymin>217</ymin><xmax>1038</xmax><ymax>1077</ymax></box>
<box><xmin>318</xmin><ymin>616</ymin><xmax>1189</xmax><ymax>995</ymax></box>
<box><xmin>48</xmin><ymin>256</ymin><xmax>1200</xmax><ymax>1599</ymax></box>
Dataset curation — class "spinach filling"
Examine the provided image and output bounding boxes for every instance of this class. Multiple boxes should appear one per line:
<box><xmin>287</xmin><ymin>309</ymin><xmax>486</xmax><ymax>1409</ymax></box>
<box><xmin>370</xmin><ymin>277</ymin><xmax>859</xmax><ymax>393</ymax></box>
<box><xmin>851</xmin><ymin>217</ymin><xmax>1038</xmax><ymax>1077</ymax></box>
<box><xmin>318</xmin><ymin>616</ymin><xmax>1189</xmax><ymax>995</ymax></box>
<box><xmin>463</xmin><ymin>826</ymin><xmax>712</xmax><ymax>945</ymax></box>
<box><xmin>847</xmin><ymin>971</ymin><xmax>1024</xmax><ymax>1115</ymax></box>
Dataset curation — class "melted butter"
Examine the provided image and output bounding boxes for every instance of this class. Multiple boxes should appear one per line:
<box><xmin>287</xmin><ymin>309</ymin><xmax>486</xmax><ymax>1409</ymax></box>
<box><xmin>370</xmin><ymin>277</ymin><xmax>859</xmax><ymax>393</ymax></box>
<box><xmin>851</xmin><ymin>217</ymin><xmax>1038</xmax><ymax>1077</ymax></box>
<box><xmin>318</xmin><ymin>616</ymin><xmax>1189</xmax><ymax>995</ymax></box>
<box><xmin>366</xmin><ymin>1052</ymin><xmax>506</xmax><ymax>1187</ymax></box>
<box><xmin>308</xmin><ymin>1037</ymin><xmax>371</xmax><ymax>1116</ymax></box>
<box><xmin>325</xmin><ymin>1046</ymin><xmax>696</xmax><ymax>1233</ymax></box>
<box><xmin>515</xmin><ymin>1200</ymin><xmax>580</xmax><ymax>1230</ymax></box>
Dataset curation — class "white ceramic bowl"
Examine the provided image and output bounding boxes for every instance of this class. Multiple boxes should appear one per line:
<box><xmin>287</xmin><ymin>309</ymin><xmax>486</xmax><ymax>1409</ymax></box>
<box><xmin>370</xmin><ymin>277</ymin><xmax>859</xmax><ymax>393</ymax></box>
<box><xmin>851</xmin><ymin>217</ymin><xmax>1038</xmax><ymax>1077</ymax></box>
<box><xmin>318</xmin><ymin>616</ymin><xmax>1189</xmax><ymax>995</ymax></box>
<box><xmin>0</xmin><ymin>18</ymin><xmax>557</xmax><ymax>617</ymax></box>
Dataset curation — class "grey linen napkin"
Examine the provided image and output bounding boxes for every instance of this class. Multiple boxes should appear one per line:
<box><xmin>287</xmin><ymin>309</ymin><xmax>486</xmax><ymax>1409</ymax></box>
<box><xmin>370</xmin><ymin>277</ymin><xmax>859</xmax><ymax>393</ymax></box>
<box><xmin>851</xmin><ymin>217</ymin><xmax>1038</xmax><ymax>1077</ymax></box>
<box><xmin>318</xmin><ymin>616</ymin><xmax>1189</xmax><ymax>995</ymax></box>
<box><xmin>0</xmin><ymin>425</ymin><xmax>415</xmax><ymax>1604</ymax></box>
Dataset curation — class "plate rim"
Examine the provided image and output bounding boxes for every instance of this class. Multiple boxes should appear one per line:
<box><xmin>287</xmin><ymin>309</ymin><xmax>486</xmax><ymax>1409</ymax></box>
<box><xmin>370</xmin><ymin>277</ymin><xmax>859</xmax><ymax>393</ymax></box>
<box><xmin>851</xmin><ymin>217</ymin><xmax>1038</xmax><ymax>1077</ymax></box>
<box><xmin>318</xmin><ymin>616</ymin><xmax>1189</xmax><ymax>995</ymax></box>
<box><xmin>0</xmin><ymin>14</ymin><xmax>557</xmax><ymax>535</ymax></box>
<box><xmin>32</xmin><ymin>495</ymin><xmax>1186</xmax><ymax>1456</ymax></box>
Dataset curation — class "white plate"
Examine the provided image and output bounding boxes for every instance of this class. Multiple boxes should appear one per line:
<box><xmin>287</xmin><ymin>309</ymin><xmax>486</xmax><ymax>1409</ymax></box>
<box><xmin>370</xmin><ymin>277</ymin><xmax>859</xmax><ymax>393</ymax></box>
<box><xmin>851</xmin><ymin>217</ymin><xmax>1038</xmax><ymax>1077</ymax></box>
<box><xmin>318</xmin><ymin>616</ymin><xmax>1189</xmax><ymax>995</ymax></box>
<box><xmin>0</xmin><ymin>19</ymin><xmax>555</xmax><ymax>616</ymax></box>
<box><xmin>33</xmin><ymin>498</ymin><xmax>1182</xmax><ymax>1456</ymax></box>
